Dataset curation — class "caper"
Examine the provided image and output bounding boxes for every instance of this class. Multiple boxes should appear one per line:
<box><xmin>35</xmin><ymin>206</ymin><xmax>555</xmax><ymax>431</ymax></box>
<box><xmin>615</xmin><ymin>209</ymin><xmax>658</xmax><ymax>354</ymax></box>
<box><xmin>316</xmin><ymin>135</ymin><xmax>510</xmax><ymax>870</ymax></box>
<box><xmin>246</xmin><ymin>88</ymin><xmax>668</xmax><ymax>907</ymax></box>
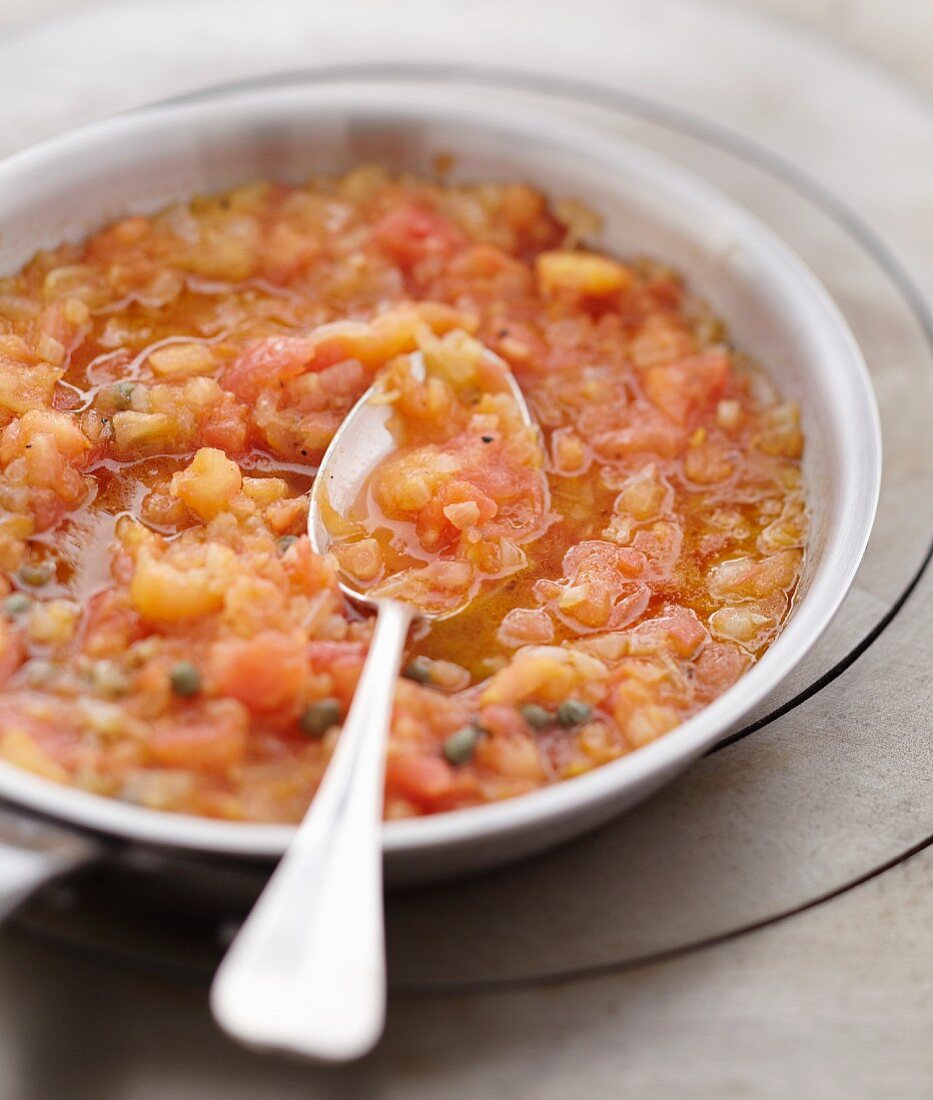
<box><xmin>100</xmin><ymin>380</ymin><xmax>136</xmax><ymax>411</ymax></box>
<box><xmin>520</xmin><ymin>703</ymin><xmax>553</xmax><ymax>730</ymax></box>
<box><xmin>401</xmin><ymin>657</ymin><xmax>433</xmax><ymax>685</ymax></box>
<box><xmin>556</xmin><ymin>699</ymin><xmax>592</xmax><ymax>728</ymax></box>
<box><xmin>300</xmin><ymin>697</ymin><xmax>342</xmax><ymax>738</ymax></box>
<box><xmin>277</xmin><ymin>535</ymin><xmax>299</xmax><ymax>554</ymax></box>
<box><xmin>2</xmin><ymin>593</ymin><xmax>31</xmax><ymax>617</ymax></box>
<box><xmin>169</xmin><ymin>661</ymin><xmax>201</xmax><ymax>698</ymax></box>
<box><xmin>442</xmin><ymin>724</ymin><xmax>483</xmax><ymax>766</ymax></box>
<box><xmin>106</xmin><ymin>381</ymin><xmax>136</xmax><ymax>410</ymax></box>
<box><xmin>17</xmin><ymin>561</ymin><xmax>55</xmax><ymax>588</ymax></box>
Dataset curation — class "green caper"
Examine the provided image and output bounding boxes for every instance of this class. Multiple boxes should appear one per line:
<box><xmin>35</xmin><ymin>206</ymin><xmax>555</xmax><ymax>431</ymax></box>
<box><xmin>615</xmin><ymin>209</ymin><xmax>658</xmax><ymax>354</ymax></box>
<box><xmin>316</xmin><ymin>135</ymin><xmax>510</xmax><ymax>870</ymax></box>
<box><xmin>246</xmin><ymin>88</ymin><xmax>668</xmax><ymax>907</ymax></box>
<box><xmin>556</xmin><ymin>699</ymin><xmax>592</xmax><ymax>728</ymax></box>
<box><xmin>17</xmin><ymin>561</ymin><xmax>55</xmax><ymax>588</ymax></box>
<box><xmin>2</xmin><ymin>593</ymin><xmax>31</xmax><ymax>617</ymax></box>
<box><xmin>401</xmin><ymin>657</ymin><xmax>433</xmax><ymax>685</ymax></box>
<box><xmin>277</xmin><ymin>535</ymin><xmax>299</xmax><ymax>554</ymax></box>
<box><xmin>442</xmin><ymin>724</ymin><xmax>483</xmax><ymax>766</ymax></box>
<box><xmin>300</xmin><ymin>697</ymin><xmax>342</xmax><ymax>738</ymax></box>
<box><xmin>520</xmin><ymin>703</ymin><xmax>553</xmax><ymax>731</ymax></box>
<box><xmin>169</xmin><ymin>661</ymin><xmax>201</xmax><ymax>698</ymax></box>
<box><xmin>105</xmin><ymin>381</ymin><xmax>136</xmax><ymax>410</ymax></box>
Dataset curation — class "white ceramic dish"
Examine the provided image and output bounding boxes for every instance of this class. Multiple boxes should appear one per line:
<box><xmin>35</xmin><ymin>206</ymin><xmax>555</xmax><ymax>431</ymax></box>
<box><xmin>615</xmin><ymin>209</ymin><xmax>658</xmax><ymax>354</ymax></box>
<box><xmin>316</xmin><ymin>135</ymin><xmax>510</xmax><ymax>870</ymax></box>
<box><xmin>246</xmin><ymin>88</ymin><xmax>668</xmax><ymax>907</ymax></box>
<box><xmin>0</xmin><ymin>82</ymin><xmax>880</xmax><ymax>885</ymax></box>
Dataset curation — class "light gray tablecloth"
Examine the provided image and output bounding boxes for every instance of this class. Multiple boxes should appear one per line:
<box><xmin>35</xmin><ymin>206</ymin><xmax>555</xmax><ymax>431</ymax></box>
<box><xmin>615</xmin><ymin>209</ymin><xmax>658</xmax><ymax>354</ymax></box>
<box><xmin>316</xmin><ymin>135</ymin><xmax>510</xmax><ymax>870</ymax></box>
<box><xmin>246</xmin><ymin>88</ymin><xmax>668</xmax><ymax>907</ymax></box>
<box><xmin>0</xmin><ymin>2</ymin><xmax>930</xmax><ymax>1097</ymax></box>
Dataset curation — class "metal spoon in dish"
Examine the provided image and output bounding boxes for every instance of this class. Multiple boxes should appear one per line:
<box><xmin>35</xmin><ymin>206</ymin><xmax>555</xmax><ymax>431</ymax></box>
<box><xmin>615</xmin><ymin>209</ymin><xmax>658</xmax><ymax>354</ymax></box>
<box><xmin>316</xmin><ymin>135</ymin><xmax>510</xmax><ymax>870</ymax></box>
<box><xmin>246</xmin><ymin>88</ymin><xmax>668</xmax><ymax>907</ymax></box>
<box><xmin>211</xmin><ymin>350</ymin><xmax>536</xmax><ymax>1062</ymax></box>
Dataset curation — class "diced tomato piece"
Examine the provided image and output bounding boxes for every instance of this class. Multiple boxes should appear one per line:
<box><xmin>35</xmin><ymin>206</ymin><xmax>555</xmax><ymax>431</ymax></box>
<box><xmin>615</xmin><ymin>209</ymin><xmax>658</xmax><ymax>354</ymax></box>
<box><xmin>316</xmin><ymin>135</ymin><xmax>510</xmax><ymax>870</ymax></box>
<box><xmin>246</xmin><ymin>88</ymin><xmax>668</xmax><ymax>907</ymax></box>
<box><xmin>643</xmin><ymin>351</ymin><xmax>730</xmax><ymax>425</ymax></box>
<box><xmin>317</xmin><ymin>359</ymin><xmax>368</xmax><ymax>402</ymax></box>
<box><xmin>148</xmin><ymin>715</ymin><xmax>247</xmax><ymax>772</ymax></box>
<box><xmin>433</xmin><ymin>244</ymin><xmax>534</xmax><ymax>299</ymax></box>
<box><xmin>265</xmin><ymin>496</ymin><xmax>307</xmax><ymax>535</ymax></box>
<box><xmin>282</xmin><ymin>537</ymin><xmax>336</xmax><ymax>595</ymax></box>
<box><xmin>209</xmin><ymin>631</ymin><xmax>306</xmax><ymax>714</ymax></box>
<box><xmin>222</xmin><ymin>330</ymin><xmax>386</xmax><ymax>404</ymax></box>
<box><xmin>452</xmin><ymin>243</ymin><xmax>524</xmax><ymax>279</ymax></box>
<box><xmin>385</xmin><ymin>752</ymin><xmax>479</xmax><ymax>812</ymax></box>
<box><xmin>27</xmin><ymin>489</ymin><xmax>69</xmax><ymax>532</ymax></box>
<box><xmin>372</xmin><ymin>203</ymin><xmax>465</xmax><ymax>270</ymax></box>
<box><xmin>646</xmin><ymin>276</ymin><xmax>684</xmax><ymax>310</ymax></box>
<box><xmin>79</xmin><ymin>588</ymin><xmax>148</xmax><ymax>656</ymax></box>
<box><xmin>414</xmin><ymin>480</ymin><xmax>499</xmax><ymax>552</ymax></box>
<box><xmin>628</xmin><ymin>604</ymin><xmax>708</xmax><ymax>659</ymax></box>
<box><xmin>475</xmin><ymin>702</ymin><xmax>528</xmax><ymax>739</ymax></box>
<box><xmin>34</xmin><ymin>301</ymin><xmax>89</xmax><ymax>354</ymax></box>
<box><xmin>221</xmin><ymin>335</ymin><xmax>317</xmax><ymax>402</ymax></box>
<box><xmin>562</xmin><ymin>540</ymin><xmax>645</xmax><ymax>581</ymax></box>
<box><xmin>0</xmin><ymin>704</ymin><xmax>78</xmax><ymax>781</ymax></box>
<box><xmin>592</xmin><ymin>408</ymin><xmax>687</xmax><ymax>460</ymax></box>
<box><xmin>261</xmin><ymin>222</ymin><xmax>320</xmax><ymax>285</ymax></box>
<box><xmin>306</xmin><ymin>337</ymin><xmax>362</xmax><ymax>373</ymax></box>
<box><xmin>306</xmin><ymin>640</ymin><xmax>367</xmax><ymax>707</ymax></box>
<box><xmin>200</xmin><ymin>396</ymin><xmax>250</xmax><ymax>454</ymax></box>
<box><xmin>328</xmin><ymin>659</ymin><xmax>364</xmax><ymax>707</ymax></box>
<box><xmin>691</xmin><ymin>640</ymin><xmax>751</xmax><ymax>704</ymax></box>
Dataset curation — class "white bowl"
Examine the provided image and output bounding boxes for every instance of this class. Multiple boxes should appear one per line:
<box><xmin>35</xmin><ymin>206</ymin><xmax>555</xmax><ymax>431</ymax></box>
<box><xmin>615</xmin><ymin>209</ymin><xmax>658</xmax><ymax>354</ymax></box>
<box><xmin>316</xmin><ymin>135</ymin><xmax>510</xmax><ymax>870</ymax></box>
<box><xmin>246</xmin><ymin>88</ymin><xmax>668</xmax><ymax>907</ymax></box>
<box><xmin>0</xmin><ymin>82</ymin><xmax>880</xmax><ymax>884</ymax></box>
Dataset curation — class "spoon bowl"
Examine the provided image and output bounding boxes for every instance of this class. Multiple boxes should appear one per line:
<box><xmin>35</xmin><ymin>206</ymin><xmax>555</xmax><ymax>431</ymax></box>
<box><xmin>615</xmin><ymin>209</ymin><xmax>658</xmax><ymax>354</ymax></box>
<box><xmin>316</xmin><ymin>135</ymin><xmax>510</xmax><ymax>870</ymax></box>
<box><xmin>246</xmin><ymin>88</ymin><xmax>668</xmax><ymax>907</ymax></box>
<box><xmin>308</xmin><ymin>348</ymin><xmax>537</xmax><ymax>610</ymax></box>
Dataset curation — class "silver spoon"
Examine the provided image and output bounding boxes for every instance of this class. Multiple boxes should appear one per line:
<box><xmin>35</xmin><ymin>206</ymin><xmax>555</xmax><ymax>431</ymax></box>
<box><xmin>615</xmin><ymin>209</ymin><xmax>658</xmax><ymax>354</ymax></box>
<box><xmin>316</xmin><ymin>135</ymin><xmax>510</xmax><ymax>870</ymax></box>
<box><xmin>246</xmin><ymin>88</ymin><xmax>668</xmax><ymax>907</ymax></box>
<box><xmin>211</xmin><ymin>350</ymin><xmax>535</xmax><ymax>1061</ymax></box>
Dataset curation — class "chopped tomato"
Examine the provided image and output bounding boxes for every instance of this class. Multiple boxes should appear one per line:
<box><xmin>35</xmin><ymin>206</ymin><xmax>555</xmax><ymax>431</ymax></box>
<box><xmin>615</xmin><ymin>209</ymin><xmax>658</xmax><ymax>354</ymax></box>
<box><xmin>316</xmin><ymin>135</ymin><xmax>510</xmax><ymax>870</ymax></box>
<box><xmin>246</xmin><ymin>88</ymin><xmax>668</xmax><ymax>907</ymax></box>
<box><xmin>148</xmin><ymin>706</ymin><xmax>248</xmax><ymax>772</ymax></box>
<box><xmin>385</xmin><ymin>752</ymin><xmax>479</xmax><ymax>813</ymax></box>
<box><xmin>79</xmin><ymin>589</ymin><xmax>148</xmax><ymax>657</ymax></box>
<box><xmin>643</xmin><ymin>351</ymin><xmax>730</xmax><ymax>426</ymax></box>
<box><xmin>209</xmin><ymin>631</ymin><xmax>306</xmax><ymax>714</ymax></box>
<box><xmin>372</xmin><ymin>203</ymin><xmax>465</xmax><ymax>270</ymax></box>
<box><xmin>307</xmin><ymin>640</ymin><xmax>367</xmax><ymax>707</ymax></box>
<box><xmin>692</xmin><ymin>640</ymin><xmax>751</xmax><ymax>704</ymax></box>
<box><xmin>221</xmin><ymin>335</ymin><xmax>317</xmax><ymax>402</ymax></box>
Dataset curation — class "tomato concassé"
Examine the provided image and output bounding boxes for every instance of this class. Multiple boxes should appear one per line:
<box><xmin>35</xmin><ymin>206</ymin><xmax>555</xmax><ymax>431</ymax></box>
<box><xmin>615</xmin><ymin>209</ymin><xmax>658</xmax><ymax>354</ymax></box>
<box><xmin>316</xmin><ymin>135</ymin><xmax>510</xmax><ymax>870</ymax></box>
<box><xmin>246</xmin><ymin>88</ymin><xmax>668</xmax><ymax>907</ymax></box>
<box><xmin>0</xmin><ymin>168</ymin><xmax>806</xmax><ymax>822</ymax></box>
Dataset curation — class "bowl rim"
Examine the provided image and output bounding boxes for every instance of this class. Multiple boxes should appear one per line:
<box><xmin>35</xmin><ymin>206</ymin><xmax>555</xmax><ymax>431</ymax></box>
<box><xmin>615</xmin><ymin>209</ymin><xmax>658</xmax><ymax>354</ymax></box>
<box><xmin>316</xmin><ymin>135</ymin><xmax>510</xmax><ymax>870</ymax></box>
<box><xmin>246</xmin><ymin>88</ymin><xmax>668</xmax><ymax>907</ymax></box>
<box><xmin>0</xmin><ymin>79</ymin><xmax>882</xmax><ymax>858</ymax></box>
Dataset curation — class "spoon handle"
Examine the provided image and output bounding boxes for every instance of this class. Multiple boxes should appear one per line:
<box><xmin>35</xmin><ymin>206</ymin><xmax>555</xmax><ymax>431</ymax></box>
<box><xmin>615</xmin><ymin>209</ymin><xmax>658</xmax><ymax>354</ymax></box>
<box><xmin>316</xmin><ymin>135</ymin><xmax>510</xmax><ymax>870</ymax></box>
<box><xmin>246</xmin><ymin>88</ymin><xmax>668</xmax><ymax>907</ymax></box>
<box><xmin>211</xmin><ymin>598</ymin><xmax>413</xmax><ymax>1061</ymax></box>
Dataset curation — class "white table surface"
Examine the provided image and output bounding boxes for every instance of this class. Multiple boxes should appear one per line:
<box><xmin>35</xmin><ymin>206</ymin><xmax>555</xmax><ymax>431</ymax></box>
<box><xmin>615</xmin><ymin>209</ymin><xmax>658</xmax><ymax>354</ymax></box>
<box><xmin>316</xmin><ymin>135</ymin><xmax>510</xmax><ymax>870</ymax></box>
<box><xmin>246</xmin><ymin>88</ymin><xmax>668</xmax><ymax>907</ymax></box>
<box><xmin>14</xmin><ymin>0</ymin><xmax>933</xmax><ymax>97</ymax></box>
<box><xmin>0</xmin><ymin>2</ymin><xmax>930</xmax><ymax>1097</ymax></box>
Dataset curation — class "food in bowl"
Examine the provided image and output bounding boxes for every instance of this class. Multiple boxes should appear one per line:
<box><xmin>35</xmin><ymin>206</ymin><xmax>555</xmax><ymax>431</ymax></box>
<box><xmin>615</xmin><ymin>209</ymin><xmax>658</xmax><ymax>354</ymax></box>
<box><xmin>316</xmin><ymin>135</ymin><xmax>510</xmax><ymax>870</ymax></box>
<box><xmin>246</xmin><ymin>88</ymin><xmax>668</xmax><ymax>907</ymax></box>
<box><xmin>0</xmin><ymin>166</ymin><xmax>806</xmax><ymax>822</ymax></box>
